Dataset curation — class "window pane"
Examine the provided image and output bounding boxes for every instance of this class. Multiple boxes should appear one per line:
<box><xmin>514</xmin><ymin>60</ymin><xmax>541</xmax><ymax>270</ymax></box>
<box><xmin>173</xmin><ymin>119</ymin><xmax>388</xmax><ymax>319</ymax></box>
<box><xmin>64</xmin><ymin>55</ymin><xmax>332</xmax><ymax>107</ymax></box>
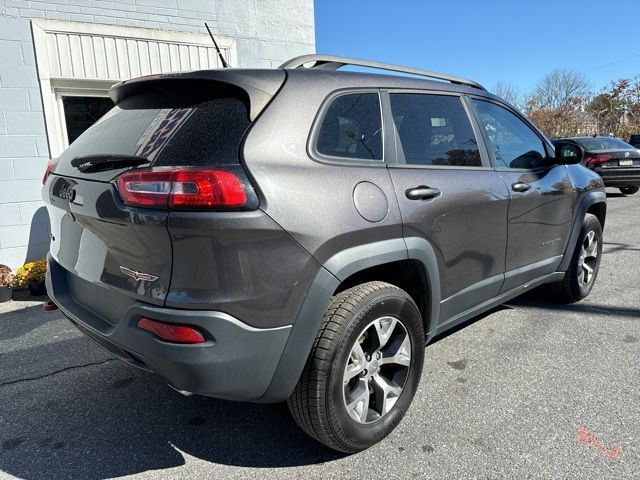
<box><xmin>316</xmin><ymin>93</ymin><xmax>382</xmax><ymax>160</ymax></box>
<box><xmin>574</xmin><ymin>137</ymin><xmax>634</xmax><ymax>151</ymax></box>
<box><xmin>62</xmin><ymin>96</ymin><xmax>114</xmax><ymax>144</ymax></box>
<box><xmin>59</xmin><ymin>97</ymin><xmax>250</xmax><ymax>169</ymax></box>
<box><xmin>390</xmin><ymin>94</ymin><xmax>481</xmax><ymax>167</ymax></box>
<box><xmin>472</xmin><ymin>100</ymin><xmax>547</xmax><ymax>169</ymax></box>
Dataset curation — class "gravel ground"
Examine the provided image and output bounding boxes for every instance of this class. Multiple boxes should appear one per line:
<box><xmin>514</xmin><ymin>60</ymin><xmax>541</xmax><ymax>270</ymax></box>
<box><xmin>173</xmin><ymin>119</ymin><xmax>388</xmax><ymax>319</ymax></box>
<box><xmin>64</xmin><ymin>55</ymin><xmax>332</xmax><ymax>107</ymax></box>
<box><xmin>0</xmin><ymin>188</ymin><xmax>638</xmax><ymax>479</ymax></box>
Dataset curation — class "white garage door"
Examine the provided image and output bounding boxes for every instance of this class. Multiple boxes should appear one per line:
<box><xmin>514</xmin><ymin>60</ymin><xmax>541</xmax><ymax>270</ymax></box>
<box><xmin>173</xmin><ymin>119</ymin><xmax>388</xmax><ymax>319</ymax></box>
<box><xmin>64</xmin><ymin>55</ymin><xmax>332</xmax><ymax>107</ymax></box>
<box><xmin>32</xmin><ymin>19</ymin><xmax>236</xmax><ymax>157</ymax></box>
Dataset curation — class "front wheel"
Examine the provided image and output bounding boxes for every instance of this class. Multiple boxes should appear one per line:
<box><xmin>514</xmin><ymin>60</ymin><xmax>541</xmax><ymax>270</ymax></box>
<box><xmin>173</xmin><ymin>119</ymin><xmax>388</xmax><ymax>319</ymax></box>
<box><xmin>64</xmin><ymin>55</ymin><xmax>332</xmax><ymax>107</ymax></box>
<box><xmin>620</xmin><ymin>186</ymin><xmax>639</xmax><ymax>195</ymax></box>
<box><xmin>551</xmin><ymin>213</ymin><xmax>602</xmax><ymax>303</ymax></box>
<box><xmin>287</xmin><ymin>281</ymin><xmax>424</xmax><ymax>453</ymax></box>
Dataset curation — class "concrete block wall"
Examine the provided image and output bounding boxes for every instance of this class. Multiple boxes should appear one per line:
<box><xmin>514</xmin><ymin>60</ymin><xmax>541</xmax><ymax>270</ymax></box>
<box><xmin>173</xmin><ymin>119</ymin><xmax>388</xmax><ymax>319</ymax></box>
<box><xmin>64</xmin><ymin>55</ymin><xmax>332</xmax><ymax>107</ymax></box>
<box><xmin>0</xmin><ymin>13</ymin><xmax>50</xmax><ymax>268</ymax></box>
<box><xmin>0</xmin><ymin>0</ymin><xmax>316</xmax><ymax>268</ymax></box>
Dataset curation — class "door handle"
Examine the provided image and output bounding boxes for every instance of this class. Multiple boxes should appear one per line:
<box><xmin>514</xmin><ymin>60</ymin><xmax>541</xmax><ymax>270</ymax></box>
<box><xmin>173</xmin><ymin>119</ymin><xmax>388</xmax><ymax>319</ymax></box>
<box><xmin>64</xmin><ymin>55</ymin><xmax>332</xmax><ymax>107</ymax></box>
<box><xmin>405</xmin><ymin>186</ymin><xmax>441</xmax><ymax>200</ymax></box>
<box><xmin>512</xmin><ymin>182</ymin><xmax>531</xmax><ymax>192</ymax></box>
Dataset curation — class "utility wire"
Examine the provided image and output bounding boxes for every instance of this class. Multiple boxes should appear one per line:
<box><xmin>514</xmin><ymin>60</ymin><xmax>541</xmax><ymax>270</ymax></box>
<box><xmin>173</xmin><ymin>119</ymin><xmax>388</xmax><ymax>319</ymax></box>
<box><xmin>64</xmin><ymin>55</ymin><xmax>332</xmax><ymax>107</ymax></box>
<box><xmin>582</xmin><ymin>53</ymin><xmax>640</xmax><ymax>73</ymax></box>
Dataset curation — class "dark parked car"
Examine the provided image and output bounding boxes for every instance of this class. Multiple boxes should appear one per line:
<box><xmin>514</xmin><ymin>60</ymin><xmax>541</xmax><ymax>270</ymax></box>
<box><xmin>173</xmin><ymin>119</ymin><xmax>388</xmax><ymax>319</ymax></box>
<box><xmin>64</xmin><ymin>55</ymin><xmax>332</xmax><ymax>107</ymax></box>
<box><xmin>557</xmin><ymin>136</ymin><xmax>640</xmax><ymax>195</ymax></box>
<box><xmin>42</xmin><ymin>55</ymin><xmax>606</xmax><ymax>452</ymax></box>
<box><xmin>629</xmin><ymin>134</ymin><xmax>640</xmax><ymax>148</ymax></box>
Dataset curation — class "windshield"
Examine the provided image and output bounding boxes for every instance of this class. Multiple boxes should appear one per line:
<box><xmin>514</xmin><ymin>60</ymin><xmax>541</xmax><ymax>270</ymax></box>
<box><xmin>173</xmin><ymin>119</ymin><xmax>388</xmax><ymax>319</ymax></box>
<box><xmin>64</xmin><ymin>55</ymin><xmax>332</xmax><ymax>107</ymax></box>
<box><xmin>574</xmin><ymin>137</ymin><xmax>636</xmax><ymax>151</ymax></box>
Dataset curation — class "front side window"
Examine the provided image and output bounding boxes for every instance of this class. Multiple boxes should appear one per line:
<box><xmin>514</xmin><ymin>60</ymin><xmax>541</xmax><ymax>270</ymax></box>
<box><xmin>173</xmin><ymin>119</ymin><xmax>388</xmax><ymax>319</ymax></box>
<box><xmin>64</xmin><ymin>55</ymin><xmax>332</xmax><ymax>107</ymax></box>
<box><xmin>315</xmin><ymin>93</ymin><xmax>383</xmax><ymax>161</ymax></box>
<box><xmin>390</xmin><ymin>94</ymin><xmax>481</xmax><ymax>167</ymax></box>
<box><xmin>472</xmin><ymin>100</ymin><xmax>547</xmax><ymax>169</ymax></box>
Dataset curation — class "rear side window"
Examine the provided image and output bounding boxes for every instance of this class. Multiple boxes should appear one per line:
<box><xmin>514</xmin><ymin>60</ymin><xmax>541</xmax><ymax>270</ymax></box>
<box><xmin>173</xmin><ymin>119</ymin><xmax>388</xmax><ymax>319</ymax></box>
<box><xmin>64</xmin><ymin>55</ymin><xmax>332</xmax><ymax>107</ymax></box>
<box><xmin>390</xmin><ymin>94</ymin><xmax>482</xmax><ymax>167</ymax></box>
<box><xmin>58</xmin><ymin>97</ymin><xmax>250</xmax><ymax>169</ymax></box>
<box><xmin>315</xmin><ymin>93</ymin><xmax>383</xmax><ymax>161</ymax></box>
<box><xmin>472</xmin><ymin>99</ymin><xmax>547</xmax><ymax>169</ymax></box>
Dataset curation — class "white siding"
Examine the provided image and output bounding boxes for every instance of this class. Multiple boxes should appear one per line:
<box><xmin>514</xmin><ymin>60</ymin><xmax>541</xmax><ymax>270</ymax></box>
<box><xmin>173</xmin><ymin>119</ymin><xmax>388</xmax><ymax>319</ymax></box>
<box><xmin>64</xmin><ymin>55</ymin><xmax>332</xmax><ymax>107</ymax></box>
<box><xmin>0</xmin><ymin>0</ymin><xmax>315</xmax><ymax>268</ymax></box>
<box><xmin>40</xmin><ymin>27</ymin><xmax>228</xmax><ymax>81</ymax></box>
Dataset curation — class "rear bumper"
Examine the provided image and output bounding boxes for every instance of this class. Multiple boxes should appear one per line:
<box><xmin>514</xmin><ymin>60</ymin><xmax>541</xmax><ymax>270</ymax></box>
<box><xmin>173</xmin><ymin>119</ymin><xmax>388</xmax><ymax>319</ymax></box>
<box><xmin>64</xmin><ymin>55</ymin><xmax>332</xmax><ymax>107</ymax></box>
<box><xmin>46</xmin><ymin>256</ymin><xmax>291</xmax><ymax>401</ymax></box>
<box><xmin>595</xmin><ymin>168</ymin><xmax>640</xmax><ymax>187</ymax></box>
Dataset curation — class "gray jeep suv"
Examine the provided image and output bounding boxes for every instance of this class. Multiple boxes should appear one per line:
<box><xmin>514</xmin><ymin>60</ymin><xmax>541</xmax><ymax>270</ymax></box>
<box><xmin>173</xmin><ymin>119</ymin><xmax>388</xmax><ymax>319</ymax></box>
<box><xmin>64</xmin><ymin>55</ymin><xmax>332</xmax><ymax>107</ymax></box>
<box><xmin>43</xmin><ymin>55</ymin><xmax>606</xmax><ymax>452</ymax></box>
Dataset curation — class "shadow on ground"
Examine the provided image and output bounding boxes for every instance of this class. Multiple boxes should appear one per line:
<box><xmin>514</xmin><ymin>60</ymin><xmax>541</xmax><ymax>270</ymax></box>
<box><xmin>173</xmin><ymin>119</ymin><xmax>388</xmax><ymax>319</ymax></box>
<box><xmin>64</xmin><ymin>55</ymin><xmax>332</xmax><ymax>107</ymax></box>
<box><xmin>2</xmin><ymin>283</ymin><xmax>638</xmax><ymax>479</ymax></box>
<box><xmin>0</xmin><ymin>305</ymin><xmax>342</xmax><ymax>480</ymax></box>
<box><xmin>603</xmin><ymin>241</ymin><xmax>640</xmax><ymax>253</ymax></box>
<box><xmin>509</xmin><ymin>287</ymin><xmax>640</xmax><ymax>319</ymax></box>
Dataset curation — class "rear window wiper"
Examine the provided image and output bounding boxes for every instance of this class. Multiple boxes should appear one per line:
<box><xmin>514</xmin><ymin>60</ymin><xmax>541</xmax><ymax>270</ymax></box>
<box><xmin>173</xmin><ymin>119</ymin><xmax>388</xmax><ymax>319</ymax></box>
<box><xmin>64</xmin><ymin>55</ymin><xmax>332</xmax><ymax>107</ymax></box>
<box><xmin>71</xmin><ymin>154</ymin><xmax>150</xmax><ymax>172</ymax></box>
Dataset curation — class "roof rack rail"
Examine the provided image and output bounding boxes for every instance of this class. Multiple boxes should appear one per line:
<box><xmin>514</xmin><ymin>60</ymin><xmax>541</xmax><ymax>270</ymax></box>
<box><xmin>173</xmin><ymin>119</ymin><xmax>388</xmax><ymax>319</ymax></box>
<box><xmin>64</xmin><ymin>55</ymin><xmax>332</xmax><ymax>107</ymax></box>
<box><xmin>279</xmin><ymin>54</ymin><xmax>486</xmax><ymax>91</ymax></box>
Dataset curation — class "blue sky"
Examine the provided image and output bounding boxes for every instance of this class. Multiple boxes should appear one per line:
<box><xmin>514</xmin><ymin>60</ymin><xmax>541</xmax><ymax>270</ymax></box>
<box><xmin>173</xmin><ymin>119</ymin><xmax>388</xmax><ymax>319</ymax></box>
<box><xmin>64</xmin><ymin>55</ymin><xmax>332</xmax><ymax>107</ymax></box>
<box><xmin>314</xmin><ymin>0</ymin><xmax>639</xmax><ymax>94</ymax></box>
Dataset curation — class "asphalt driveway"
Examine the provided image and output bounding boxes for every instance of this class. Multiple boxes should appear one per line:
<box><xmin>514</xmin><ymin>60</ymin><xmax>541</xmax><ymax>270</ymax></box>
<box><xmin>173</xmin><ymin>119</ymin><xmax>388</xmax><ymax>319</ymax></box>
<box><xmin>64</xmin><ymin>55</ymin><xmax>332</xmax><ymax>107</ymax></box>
<box><xmin>1</xmin><ymin>188</ymin><xmax>638</xmax><ymax>479</ymax></box>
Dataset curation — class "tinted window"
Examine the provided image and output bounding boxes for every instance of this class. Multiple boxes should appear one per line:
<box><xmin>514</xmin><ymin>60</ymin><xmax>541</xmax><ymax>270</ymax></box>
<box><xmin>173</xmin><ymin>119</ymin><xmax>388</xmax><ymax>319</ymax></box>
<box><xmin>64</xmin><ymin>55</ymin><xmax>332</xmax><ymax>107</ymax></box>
<box><xmin>390</xmin><ymin>94</ymin><xmax>481</xmax><ymax>167</ymax></box>
<box><xmin>316</xmin><ymin>93</ymin><xmax>383</xmax><ymax>160</ymax></box>
<box><xmin>574</xmin><ymin>137</ymin><xmax>635</xmax><ymax>151</ymax></box>
<box><xmin>472</xmin><ymin>100</ymin><xmax>547</xmax><ymax>169</ymax></box>
<box><xmin>58</xmin><ymin>97</ymin><xmax>250</xmax><ymax>169</ymax></box>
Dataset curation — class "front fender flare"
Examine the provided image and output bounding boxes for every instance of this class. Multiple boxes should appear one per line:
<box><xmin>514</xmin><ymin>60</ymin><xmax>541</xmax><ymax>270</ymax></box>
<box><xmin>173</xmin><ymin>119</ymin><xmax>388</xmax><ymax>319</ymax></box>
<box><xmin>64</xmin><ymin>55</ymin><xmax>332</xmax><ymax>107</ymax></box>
<box><xmin>558</xmin><ymin>190</ymin><xmax>606</xmax><ymax>272</ymax></box>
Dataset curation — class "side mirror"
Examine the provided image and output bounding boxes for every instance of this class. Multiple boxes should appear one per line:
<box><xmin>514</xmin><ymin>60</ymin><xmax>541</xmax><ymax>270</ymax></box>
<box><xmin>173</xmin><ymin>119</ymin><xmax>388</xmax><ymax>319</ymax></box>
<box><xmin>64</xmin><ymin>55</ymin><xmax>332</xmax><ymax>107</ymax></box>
<box><xmin>554</xmin><ymin>141</ymin><xmax>583</xmax><ymax>165</ymax></box>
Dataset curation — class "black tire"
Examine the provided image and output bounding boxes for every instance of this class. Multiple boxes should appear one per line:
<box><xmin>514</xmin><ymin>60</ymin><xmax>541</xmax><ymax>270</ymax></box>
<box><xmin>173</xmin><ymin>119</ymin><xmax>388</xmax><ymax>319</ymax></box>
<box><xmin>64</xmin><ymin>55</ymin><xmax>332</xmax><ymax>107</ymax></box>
<box><xmin>620</xmin><ymin>186</ymin><xmax>639</xmax><ymax>195</ymax></box>
<box><xmin>287</xmin><ymin>281</ymin><xmax>424</xmax><ymax>453</ymax></box>
<box><xmin>551</xmin><ymin>213</ymin><xmax>602</xmax><ymax>303</ymax></box>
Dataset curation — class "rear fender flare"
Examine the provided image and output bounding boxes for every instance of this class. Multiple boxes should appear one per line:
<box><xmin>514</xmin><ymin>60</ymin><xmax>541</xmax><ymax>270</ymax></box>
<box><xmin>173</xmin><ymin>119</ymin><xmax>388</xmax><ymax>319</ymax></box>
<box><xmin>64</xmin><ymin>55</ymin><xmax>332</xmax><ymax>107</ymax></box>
<box><xmin>258</xmin><ymin>237</ymin><xmax>441</xmax><ymax>402</ymax></box>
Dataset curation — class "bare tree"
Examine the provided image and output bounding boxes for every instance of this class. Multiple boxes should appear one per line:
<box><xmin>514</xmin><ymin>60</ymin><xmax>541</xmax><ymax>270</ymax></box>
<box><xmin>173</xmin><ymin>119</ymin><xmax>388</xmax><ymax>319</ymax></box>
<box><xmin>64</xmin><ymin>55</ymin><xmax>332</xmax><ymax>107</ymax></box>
<box><xmin>493</xmin><ymin>81</ymin><xmax>526</xmax><ymax>111</ymax></box>
<box><xmin>587</xmin><ymin>77</ymin><xmax>640</xmax><ymax>139</ymax></box>
<box><xmin>532</xmin><ymin>68</ymin><xmax>590</xmax><ymax>109</ymax></box>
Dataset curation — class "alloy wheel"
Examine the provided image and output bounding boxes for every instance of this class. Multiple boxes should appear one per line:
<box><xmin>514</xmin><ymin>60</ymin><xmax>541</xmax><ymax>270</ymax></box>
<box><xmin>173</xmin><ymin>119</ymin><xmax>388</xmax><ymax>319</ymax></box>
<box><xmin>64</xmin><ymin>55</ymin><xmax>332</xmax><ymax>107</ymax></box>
<box><xmin>577</xmin><ymin>230</ymin><xmax>598</xmax><ymax>287</ymax></box>
<box><xmin>342</xmin><ymin>316</ymin><xmax>411</xmax><ymax>424</ymax></box>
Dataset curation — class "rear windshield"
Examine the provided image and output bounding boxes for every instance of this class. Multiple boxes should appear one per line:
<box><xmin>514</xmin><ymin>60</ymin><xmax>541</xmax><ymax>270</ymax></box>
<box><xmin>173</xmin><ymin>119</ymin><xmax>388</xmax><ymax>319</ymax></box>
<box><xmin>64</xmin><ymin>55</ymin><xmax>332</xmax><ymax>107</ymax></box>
<box><xmin>57</xmin><ymin>97</ymin><xmax>250</xmax><ymax>170</ymax></box>
<box><xmin>574</xmin><ymin>137</ymin><xmax>635</xmax><ymax>151</ymax></box>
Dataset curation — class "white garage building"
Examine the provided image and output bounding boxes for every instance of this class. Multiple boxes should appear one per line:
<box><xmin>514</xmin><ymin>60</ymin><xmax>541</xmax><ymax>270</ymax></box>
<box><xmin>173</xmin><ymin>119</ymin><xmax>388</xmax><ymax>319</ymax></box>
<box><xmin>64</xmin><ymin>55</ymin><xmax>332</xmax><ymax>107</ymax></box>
<box><xmin>0</xmin><ymin>0</ymin><xmax>315</xmax><ymax>268</ymax></box>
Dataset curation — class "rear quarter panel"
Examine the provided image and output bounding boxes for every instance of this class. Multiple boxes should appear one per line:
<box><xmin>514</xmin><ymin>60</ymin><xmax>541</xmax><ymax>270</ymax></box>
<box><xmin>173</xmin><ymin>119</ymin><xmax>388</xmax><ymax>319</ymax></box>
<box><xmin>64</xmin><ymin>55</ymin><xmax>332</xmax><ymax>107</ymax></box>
<box><xmin>242</xmin><ymin>71</ymin><xmax>404</xmax><ymax>267</ymax></box>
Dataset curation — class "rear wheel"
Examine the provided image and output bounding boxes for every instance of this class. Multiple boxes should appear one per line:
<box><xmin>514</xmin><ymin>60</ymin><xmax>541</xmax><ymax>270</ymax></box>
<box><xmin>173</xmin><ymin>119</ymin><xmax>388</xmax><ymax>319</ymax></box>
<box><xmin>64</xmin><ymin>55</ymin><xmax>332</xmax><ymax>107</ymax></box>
<box><xmin>551</xmin><ymin>213</ymin><xmax>602</xmax><ymax>303</ymax></box>
<box><xmin>620</xmin><ymin>186</ymin><xmax>639</xmax><ymax>195</ymax></box>
<box><xmin>287</xmin><ymin>281</ymin><xmax>424</xmax><ymax>453</ymax></box>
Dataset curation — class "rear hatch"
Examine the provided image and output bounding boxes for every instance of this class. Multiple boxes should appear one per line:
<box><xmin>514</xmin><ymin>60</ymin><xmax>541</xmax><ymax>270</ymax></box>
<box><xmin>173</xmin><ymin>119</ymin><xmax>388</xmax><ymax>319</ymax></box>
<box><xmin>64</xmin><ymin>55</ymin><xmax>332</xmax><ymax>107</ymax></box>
<box><xmin>588</xmin><ymin>150</ymin><xmax>640</xmax><ymax>169</ymax></box>
<box><xmin>579</xmin><ymin>137</ymin><xmax>640</xmax><ymax>170</ymax></box>
<box><xmin>44</xmin><ymin>70</ymin><xmax>285</xmax><ymax>308</ymax></box>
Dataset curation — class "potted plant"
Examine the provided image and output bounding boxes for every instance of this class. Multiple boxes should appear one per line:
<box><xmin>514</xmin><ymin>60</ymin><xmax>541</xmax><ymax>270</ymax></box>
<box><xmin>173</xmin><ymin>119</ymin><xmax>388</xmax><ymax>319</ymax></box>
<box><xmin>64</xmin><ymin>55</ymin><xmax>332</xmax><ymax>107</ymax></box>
<box><xmin>15</xmin><ymin>260</ymin><xmax>47</xmax><ymax>297</ymax></box>
<box><xmin>0</xmin><ymin>264</ymin><xmax>14</xmax><ymax>303</ymax></box>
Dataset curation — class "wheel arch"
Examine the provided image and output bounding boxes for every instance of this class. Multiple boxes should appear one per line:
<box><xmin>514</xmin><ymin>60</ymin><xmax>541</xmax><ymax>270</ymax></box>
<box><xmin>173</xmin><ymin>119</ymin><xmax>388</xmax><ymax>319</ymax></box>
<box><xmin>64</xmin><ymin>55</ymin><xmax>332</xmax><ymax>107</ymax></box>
<box><xmin>587</xmin><ymin>201</ymin><xmax>606</xmax><ymax>230</ymax></box>
<box><xmin>258</xmin><ymin>237</ymin><xmax>441</xmax><ymax>403</ymax></box>
<box><xmin>559</xmin><ymin>190</ymin><xmax>607</xmax><ymax>272</ymax></box>
<box><xmin>334</xmin><ymin>259</ymin><xmax>430</xmax><ymax>336</ymax></box>
<box><xmin>325</xmin><ymin>237</ymin><xmax>440</xmax><ymax>340</ymax></box>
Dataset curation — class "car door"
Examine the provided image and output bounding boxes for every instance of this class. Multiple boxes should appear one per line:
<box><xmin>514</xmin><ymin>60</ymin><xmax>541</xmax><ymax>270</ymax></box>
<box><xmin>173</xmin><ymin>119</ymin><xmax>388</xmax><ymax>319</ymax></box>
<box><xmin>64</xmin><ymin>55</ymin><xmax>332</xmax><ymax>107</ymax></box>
<box><xmin>384</xmin><ymin>91</ymin><xmax>511</xmax><ymax>325</ymax></box>
<box><xmin>469</xmin><ymin>98</ymin><xmax>574</xmax><ymax>292</ymax></box>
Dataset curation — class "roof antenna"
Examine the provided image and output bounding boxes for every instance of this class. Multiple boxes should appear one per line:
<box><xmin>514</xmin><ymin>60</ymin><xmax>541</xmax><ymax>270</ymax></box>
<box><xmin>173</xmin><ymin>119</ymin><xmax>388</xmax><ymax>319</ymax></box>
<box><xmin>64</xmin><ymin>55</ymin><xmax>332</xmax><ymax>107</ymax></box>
<box><xmin>204</xmin><ymin>22</ymin><xmax>229</xmax><ymax>68</ymax></box>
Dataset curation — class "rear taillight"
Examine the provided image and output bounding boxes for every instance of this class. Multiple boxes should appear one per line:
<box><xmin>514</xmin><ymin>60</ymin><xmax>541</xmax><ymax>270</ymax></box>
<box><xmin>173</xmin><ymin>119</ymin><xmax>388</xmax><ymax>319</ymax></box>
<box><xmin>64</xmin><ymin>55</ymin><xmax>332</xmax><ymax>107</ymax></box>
<box><xmin>137</xmin><ymin>317</ymin><xmax>206</xmax><ymax>344</ymax></box>
<box><xmin>115</xmin><ymin>167</ymin><xmax>248</xmax><ymax>209</ymax></box>
<box><xmin>42</xmin><ymin>159</ymin><xmax>58</xmax><ymax>184</ymax></box>
<box><xmin>585</xmin><ymin>154</ymin><xmax>611</xmax><ymax>167</ymax></box>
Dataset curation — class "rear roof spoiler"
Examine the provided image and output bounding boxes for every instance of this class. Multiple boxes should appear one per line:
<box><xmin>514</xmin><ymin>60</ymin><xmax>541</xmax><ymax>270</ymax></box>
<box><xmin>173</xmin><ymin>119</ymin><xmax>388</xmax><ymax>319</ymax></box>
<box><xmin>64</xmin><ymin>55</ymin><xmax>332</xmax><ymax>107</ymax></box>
<box><xmin>109</xmin><ymin>69</ymin><xmax>286</xmax><ymax>120</ymax></box>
